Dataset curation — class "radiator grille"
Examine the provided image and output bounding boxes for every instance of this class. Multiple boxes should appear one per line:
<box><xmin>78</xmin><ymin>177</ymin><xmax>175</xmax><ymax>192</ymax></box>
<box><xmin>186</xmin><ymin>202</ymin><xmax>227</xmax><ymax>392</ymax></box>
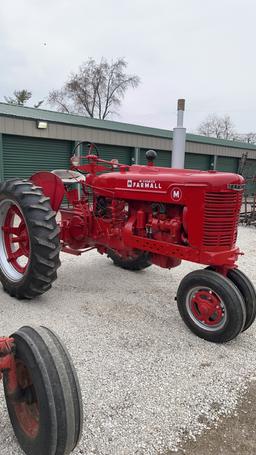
<box><xmin>203</xmin><ymin>192</ymin><xmax>242</xmax><ymax>248</ymax></box>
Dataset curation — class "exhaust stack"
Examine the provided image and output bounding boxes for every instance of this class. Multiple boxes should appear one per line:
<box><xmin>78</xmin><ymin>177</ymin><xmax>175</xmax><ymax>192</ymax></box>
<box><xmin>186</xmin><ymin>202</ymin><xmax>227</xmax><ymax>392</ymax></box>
<box><xmin>172</xmin><ymin>99</ymin><xmax>186</xmax><ymax>168</ymax></box>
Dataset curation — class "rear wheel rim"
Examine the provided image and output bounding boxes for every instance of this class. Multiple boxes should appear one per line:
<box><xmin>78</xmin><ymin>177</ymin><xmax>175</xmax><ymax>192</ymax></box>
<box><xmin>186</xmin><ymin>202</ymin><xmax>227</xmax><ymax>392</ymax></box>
<box><xmin>186</xmin><ymin>286</ymin><xmax>227</xmax><ymax>330</ymax></box>
<box><xmin>13</xmin><ymin>360</ymin><xmax>40</xmax><ymax>439</ymax></box>
<box><xmin>0</xmin><ymin>200</ymin><xmax>30</xmax><ymax>280</ymax></box>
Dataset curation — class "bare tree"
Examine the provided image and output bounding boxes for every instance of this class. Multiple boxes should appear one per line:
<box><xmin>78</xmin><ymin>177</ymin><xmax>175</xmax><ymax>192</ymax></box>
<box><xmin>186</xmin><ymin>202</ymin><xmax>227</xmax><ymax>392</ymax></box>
<box><xmin>48</xmin><ymin>58</ymin><xmax>140</xmax><ymax>119</ymax></box>
<box><xmin>48</xmin><ymin>90</ymin><xmax>71</xmax><ymax>113</ymax></box>
<box><xmin>198</xmin><ymin>115</ymin><xmax>256</xmax><ymax>144</ymax></box>
<box><xmin>197</xmin><ymin>114</ymin><xmax>236</xmax><ymax>140</ymax></box>
<box><xmin>5</xmin><ymin>89</ymin><xmax>32</xmax><ymax>106</ymax></box>
<box><xmin>241</xmin><ymin>132</ymin><xmax>256</xmax><ymax>144</ymax></box>
<box><xmin>4</xmin><ymin>89</ymin><xmax>44</xmax><ymax>109</ymax></box>
<box><xmin>221</xmin><ymin>115</ymin><xmax>236</xmax><ymax>140</ymax></box>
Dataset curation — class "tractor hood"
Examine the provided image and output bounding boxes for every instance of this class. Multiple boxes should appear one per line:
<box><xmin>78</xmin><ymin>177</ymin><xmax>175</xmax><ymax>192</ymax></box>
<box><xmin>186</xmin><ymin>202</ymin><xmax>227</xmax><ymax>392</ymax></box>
<box><xmin>87</xmin><ymin>165</ymin><xmax>245</xmax><ymax>204</ymax></box>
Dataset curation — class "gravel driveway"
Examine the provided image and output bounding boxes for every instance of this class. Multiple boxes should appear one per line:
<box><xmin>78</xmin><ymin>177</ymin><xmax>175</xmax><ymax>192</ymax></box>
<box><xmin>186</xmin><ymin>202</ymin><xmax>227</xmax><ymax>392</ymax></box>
<box><xmin>0</xmin><ymin>226</ymin><xmax>255</xmax><ymax>455</ymax></box>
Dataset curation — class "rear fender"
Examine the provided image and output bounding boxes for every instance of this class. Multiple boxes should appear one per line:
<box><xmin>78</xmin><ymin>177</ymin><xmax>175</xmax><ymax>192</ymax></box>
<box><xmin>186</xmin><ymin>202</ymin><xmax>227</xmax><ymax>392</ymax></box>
<box><xmin>30</xmin><ymin>171</ymin><xmax>65</xmax><ymax>212</ymax></box>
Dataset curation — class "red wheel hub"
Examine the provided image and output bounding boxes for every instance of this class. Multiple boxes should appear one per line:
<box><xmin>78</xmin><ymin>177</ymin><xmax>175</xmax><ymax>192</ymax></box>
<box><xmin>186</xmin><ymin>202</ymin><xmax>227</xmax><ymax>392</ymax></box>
<box><xmin>14</xmin><ymin>360</ymin><xmax>39</xmax><ymax>439</ymax></box>
<box><xmin>2</xmin><ymin>205</ymin><xmax>30</xmax><ymax>274</ymax></box>
<box><xmin>190</xmin><ymin>289</ymin><xmax>224</xmax><ymax>326</ymax></box>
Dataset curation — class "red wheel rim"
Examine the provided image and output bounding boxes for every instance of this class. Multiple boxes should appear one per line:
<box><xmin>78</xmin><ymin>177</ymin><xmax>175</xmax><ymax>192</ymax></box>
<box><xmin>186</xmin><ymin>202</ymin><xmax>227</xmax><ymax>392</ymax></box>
<box><xmin>187</xmin><ymin>287</ymin><xmax>226</xmax><ymax>328</ymax></box>
<box><xmin>14</xmin><ymin>360</ymin><xmax>40</xmax><ymax>439</ymax></box>
<box><xmin>2</xmin><ymin>204</ymin><xmax>30</xmax><ymax>274</ymax></box>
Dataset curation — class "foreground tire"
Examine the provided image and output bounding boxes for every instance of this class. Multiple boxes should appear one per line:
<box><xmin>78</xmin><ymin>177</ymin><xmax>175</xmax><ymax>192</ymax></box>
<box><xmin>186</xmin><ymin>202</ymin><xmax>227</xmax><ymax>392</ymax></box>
<box><xmin>41</xmin><ymin>326</ymin><xmax>83</xmax><ymax>450</ymax></box>
<box><xmin>3</xmin><ymin>326</ymin><xmax>83</xmax><ymax>455</ymax></box>
<box><xmin>0</xmin><ymin>179</ymin><xmax>60</xmax><ymax>299</ymax></box>
<box><xmin>107</xmin><ymin>249</ymin><xmax>151</xmax><ymax>271</ymax></box>
<box><xmin>227</xmin><ymin>269</ymin><xmax>256</xmax><ymax>332</ymax></box>
<box><xmin>206</xmin><ymin>266</ymin><xmax>256</xmax><ymax>333</ymax></box>
<box><xmin>177</xmin><ymin>270</ymin><xmax>246</xmax><ymax>343</ymax></box>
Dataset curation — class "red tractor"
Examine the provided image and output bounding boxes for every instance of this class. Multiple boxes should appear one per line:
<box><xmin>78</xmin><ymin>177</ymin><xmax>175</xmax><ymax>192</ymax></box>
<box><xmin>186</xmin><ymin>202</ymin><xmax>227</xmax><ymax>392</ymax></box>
<box><xmin>0</xmin><ymin>325</ymin><xmax>82</xmax><ymax>455</ymax></box>
<box><xmin>0</xmin><ymin>143</ymin><xmax>255</xmax><ymax>343</ymax></box>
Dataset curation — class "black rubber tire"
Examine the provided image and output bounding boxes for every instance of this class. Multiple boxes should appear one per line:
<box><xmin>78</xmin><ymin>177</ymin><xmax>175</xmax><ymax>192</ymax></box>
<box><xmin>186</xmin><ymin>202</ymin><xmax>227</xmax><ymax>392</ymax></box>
<box><xmin>227</xmin><ymin>269</ymin><xmax>256</xmax><ymax>332</ymax></box>
<box><xmin>176</xmin><ymin>270</ymin><xmax>246</xmax><ymax>343</ymax></box>
<box><xmin>107</xmin><ymin>249</ymin><xmax>151</xmax><ymax>271</ymax></box>
<box><xmin>205</xmin><ymin>266</ymin><xmax>256</xmax><ymax>333</ymax></box>
<box><xmin>3</xmin><ymin>326</ymin><xmax>83</xmax><ymax>455</ymax></box>
<box><xmin>0</xmin><ymin>179</ymin><xmax>60</xmax><ymax>299</ymax></box>
<box><xmin>41</xmin><ymin>326</ymin><xmax>83</xmax><ymax>450</ymax></box>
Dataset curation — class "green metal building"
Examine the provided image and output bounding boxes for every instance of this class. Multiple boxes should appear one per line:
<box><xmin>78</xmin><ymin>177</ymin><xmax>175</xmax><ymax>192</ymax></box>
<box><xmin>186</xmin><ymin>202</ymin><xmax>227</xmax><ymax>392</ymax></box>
<box><xmin>0</xmin><ymin>103</ymin><xmax>256</xmax><ymax>192</ymax></box>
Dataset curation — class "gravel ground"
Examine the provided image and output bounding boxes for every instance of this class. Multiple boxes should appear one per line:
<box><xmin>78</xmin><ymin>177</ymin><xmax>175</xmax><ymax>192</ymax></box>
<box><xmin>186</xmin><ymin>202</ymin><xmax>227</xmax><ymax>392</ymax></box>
<box><xmin>0</xmin><ymin>226</ymin><xmax>255</xmax><ymax>455</ymax></box>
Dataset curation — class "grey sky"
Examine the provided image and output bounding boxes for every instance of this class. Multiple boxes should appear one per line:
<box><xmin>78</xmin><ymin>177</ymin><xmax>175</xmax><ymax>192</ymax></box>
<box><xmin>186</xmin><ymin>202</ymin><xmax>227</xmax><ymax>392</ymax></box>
<box><xmin>1</xmin><ymin>0</ymin><xmax>255</xmax><ymax>133</ymax></box>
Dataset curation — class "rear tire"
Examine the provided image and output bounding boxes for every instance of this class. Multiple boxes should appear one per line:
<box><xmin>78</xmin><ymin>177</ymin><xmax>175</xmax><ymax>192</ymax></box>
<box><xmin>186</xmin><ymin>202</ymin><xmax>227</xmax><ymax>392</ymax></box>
<box><xmin>3</xmin><ymin>326</ymin><xmax>83</xmax><ymax>455</ymax></box>
<box><xmin>0</xmin><ymin>179</ymin><xmax>60</xmax><ymax>299</ymax></box>
<box><xmin>177</xmin><ymin>270</ymin><xmax>246</xmax><ymax>343</ymax></box>
<box><xmin>107</xmin><ymin>249</ymin><xmax>151</xmax><ymax>271</ymax></box>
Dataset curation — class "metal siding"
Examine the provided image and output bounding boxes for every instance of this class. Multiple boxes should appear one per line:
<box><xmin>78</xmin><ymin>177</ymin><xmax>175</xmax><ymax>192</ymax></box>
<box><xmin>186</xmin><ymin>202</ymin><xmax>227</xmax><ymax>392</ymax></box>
<box><xmin>140</xmin><ymin>149</ymin><xmax>172</xmax><ymax>167</ymax></box>
<box><xmin>186</xmin><ymin>141</ymin><xmax>256</xmax><ymax>159</ymax></box>
<box><xmin>0</xmin><ymin>102</ymin><xmax>173</xmax><ymax>139</ymax></box>
<box><xmin>216</xmin><ymin>156</ymin><xmax>239</xmax><ymax>173</ymax></box>
<box><xmin>185</xmin><ymin>153</ymin><xmax>210</xmax><ymax>170</ymax></box>
<box><xmin>0</xmin><ymin>117</ymin><xmax>173</xmax><ymax>151</ymax></box>
<box><xmin>2</xmin><ymin>135</ymin><xmax>72</xmax><ymax>180</ymax></box>
<box><xmin>0</xmin><ymin>134</ymin><xmax>3</xmax><ymax>180</ymax></box>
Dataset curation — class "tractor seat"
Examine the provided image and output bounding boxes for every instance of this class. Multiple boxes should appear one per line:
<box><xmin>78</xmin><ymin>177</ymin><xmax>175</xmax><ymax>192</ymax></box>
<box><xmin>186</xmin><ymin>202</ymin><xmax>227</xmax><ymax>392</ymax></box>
<box><xmin>51</xmin><ymin>169</ymin><xmax>86</xmax><ymax>184</ymax></box>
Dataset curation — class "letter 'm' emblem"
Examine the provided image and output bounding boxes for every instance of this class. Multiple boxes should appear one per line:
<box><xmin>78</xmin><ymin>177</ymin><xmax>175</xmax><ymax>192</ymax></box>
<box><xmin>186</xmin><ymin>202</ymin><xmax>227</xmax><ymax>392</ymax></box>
<box><xmin>171</xmin><ymin>187</ymin><xmax>182</xmax><ymax>201</ymax></box>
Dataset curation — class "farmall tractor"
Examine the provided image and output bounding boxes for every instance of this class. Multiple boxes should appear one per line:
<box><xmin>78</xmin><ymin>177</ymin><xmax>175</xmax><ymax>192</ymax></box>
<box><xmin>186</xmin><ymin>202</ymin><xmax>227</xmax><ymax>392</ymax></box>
<box><xmin>0</xmin><ymin>143</ymin><xmax>255</xmax><ymax>344</ymax></box>
<box><xmin>0</xmin><ymin>325</ymin><xmax>82</xmax><ymax>455</ymax></box>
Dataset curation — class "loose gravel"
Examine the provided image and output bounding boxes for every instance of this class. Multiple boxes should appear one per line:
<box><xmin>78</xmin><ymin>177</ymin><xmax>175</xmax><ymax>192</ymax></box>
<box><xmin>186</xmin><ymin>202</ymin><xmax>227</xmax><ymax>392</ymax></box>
<box><xmin>0</xmin><ymin>226</ymin><xmax>255</xmax><ymax>455</ymax></box>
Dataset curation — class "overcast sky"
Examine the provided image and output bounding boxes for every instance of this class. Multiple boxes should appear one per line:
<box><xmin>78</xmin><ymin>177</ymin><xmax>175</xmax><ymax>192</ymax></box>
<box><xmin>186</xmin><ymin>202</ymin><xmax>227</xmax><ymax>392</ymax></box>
<box><xmin>0</xmin><ymin>0</ymin><xmax>255</xmax><ymax>133</ymax></box>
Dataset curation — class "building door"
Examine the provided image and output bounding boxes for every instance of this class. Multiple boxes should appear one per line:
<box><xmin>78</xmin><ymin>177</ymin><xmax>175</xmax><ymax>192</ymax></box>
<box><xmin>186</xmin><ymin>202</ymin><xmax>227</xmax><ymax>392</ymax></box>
<box><xmin>2</xmin><ymin>135</ymin><xmax>73</xmax><ymax>180</ymax></box>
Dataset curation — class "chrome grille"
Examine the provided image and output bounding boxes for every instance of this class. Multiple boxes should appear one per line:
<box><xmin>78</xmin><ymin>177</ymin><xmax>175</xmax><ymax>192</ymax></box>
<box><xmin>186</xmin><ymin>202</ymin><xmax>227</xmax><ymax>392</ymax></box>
<box><xmin>203</xmin><ymin>192</ymin><xmax>242</xmax><ymax>248</ymax></box>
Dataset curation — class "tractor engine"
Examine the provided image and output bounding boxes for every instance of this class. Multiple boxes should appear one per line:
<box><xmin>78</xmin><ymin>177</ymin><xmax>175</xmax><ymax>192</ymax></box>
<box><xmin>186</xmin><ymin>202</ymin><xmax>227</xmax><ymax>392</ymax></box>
<box><xmin>82</xmin><ymin>161</ymin><xmax>244</xmax><ymax>269</ymax></box>
<box><xmin>92</xmin><ymin>196</ymin><xmax>183</xmax><ymax>268</ymax></box>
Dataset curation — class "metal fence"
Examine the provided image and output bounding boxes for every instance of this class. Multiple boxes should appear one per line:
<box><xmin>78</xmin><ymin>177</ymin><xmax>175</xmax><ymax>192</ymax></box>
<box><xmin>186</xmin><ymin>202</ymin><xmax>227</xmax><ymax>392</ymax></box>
<box><xmin>240</xmin><ymin>188</ymin><xmax>256</xmax><ymax>226</ymax></box>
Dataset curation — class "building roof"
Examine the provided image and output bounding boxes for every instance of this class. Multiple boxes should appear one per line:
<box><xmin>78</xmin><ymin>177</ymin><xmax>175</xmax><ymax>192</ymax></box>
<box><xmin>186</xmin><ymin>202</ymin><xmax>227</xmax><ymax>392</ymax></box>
<box><xmin>0</xmin><ymin>102</ymin><xmax>256</xmax><ymax>151</ymax></box>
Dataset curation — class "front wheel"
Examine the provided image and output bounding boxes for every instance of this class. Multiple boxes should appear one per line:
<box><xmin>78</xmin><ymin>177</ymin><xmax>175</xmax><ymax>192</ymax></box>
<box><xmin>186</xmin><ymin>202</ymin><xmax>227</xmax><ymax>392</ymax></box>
<box><xmin>176</xmin><ymin>270</ymin><xmax>246</xmax><ymax>343</ymax></box>
<box><xmin>227</xmin><ymin>269</ymin><xmax>256</xmax><ymax>332</ymax></box>
<box><xmin>3</xmin><ymin>326</ymin><xmax>83</xmax><ymax>455</ymax></box>
<box><xmin>206</xmin><ymin>267</ymin><xmax>256</xmax><ymax>333</ymax></box>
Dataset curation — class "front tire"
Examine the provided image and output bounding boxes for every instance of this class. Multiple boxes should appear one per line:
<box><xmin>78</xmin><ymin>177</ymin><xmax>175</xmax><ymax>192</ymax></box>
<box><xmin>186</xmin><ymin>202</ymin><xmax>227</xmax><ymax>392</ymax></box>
<box><xmin>3</xmin><ymin>326</ymin><xmax>83</xmax><ymax>455</ymax></box>
<box><xmin>227</xmin><ymin>269</ymin><xmax>256</xmax><ymax>332</ymax></box>
<box><xmin>0</xmin><ymin>179</ymin><xmax>60</xmax><ymax>299</ymax></box>
<box><xmin>206</xmin><ymin>267</ymin><xmax>256</xmax><ymax>333</ymax></box>
<box><xmin>176</xmin><ymin>270</ymin><xmax>246</xmax><ymax>343</ymax></box>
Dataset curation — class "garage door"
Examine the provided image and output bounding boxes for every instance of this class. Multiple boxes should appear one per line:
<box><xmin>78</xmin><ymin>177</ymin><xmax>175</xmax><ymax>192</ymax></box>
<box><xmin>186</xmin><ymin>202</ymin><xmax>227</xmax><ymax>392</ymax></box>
<box><xmin>216</xmin><ymin>156</ymin><xmax>238</xmax><ymax>173</ymax></box>
<box><xmin>185</xmin><ymin>153</ymin><xmax>211</xmax><ymax>170</ymax></box>
<box><xmin>2</xmin><ymin>135</ymin><xmax>73</xmax><ymax>180</ymax></box>
<box><xmin>140</xmin><ymin>149</ymin><xmax>171</xmax><ymax>167</ymax></box>
<box><xmin>83</xmin><ymin>143</ymin><xmax>132</xmax><ymax>165</ymax></box>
